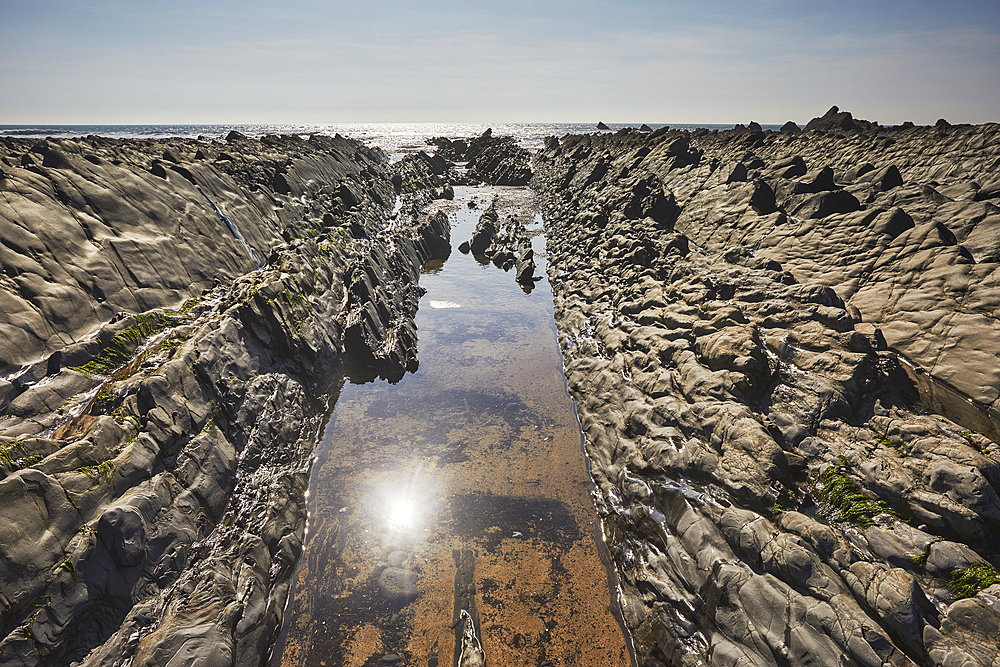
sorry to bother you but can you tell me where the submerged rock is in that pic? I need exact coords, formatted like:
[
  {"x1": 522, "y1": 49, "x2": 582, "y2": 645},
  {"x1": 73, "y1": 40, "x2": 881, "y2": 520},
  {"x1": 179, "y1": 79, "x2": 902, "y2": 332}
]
[{"x1": 378, "y1": 567, "x2": 419, "y2": 602}]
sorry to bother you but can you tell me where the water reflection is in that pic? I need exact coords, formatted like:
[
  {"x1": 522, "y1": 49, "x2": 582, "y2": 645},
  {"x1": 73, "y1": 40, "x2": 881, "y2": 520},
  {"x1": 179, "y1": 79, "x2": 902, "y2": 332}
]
[
  {"x1": 276, "y1": 187, "x2": 631, "y2": 667},
  {"x1": 376, "y1": 463, "x2": 435, "y2": 532},
  {"x1": 386, "y1": 494, "x2": 418, "y2": 530}
]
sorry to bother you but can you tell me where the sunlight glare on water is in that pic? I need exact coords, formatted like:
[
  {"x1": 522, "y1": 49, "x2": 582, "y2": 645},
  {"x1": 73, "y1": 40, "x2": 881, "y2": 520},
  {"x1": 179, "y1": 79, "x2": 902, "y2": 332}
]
[
  {"x1": 386, "y1": 494, "x2": 418, "y2": 530},
  {"x1": 428, "y1": 300, "x2": 462, "y2": 309}
]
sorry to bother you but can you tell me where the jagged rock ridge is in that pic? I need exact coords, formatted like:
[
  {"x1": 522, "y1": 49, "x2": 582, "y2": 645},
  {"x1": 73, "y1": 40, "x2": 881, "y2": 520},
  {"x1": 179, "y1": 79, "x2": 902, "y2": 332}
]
[
  {"x1": 0, "y1": 134, "x2": 451, "y2": 666},
  {"x1": 532, "y1": 113, "x2": 1000, "y2": 667}
]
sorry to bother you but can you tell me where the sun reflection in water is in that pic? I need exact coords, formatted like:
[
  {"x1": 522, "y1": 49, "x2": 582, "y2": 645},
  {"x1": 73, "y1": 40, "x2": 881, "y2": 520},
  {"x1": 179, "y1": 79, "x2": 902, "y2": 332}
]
[
  {"x1": 386, "y1": 494, "x2": 419, "y2": 530},
  {"x1": 374, "y1": 461, "x2": 435, "y2": 533}
]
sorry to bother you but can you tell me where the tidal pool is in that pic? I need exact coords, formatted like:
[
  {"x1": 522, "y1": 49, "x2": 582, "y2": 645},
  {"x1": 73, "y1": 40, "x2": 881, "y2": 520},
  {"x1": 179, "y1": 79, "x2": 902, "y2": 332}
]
[{"x1": 275, "y1": 187, "x2": 631, "y2": 667}]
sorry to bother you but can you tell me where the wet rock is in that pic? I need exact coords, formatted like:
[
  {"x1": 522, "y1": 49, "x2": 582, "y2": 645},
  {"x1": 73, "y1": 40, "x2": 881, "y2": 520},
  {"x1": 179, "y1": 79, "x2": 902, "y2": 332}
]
[
  {"x1": 469, "y1": 200, "x2": 498, "y2": 255},
  {"x1": 379, "y1": 567, "x2": 418, "y2": 602},
  {"x1": 515, "y1": 249, "x2": 536, "y2": 285}
]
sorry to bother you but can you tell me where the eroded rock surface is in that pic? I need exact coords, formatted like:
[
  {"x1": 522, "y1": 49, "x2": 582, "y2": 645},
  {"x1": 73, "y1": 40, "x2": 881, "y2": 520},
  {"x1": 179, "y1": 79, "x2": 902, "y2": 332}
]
[
  {"x1": 533, "y1": 115, "x2": 1000, "y2": 667},
  {"x1": 0, "y1": 134, "x2": 449, "y2": 666},
  {"x1": 427, "y1": 130, "x2": 532, "y2": 186}
]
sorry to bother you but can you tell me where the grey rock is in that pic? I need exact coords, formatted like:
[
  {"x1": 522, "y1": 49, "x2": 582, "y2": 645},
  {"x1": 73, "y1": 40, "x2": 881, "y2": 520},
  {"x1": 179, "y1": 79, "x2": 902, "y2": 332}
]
[
  {"x1": 464, "y1": 133, "x2": 532, "y2": 186},
  {"x1": 856, "y1": 164, "x2": 903, "y2": 191},
  {"x1": 0, "y1": 135, "x2": 450, "y2": 666},
  {"x1": 532, "y1": 120, "x2": 1000, "y2": 666},
  {"x1": 96, "y1": 507, "x2": 146, "y2": 568},
  {"x1": 924, "y1": 540, "x2": 989, "y2": 578},
  {"x1": 804, "y1": 106, "x2": 860, "y2": 133}
]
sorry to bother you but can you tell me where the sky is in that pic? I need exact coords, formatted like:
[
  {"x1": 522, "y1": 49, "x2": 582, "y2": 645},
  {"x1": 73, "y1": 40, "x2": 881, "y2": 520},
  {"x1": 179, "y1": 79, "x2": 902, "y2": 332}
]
[{"x1": 1, "y1": 0, "x2": 998, "y2": 125}]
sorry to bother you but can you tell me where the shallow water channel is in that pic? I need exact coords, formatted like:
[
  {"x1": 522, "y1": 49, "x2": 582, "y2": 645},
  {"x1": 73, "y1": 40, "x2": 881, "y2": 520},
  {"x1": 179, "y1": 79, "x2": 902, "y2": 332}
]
[{"x1": 275, "y1": 187, "x2": 631, "y2": 667}]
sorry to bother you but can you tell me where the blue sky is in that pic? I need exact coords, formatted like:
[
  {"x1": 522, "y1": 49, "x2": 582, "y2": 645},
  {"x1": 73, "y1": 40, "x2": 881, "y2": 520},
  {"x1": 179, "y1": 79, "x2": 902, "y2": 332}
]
[{"x1": 1, "y1": 0, "x2": 998, "y2": 124}]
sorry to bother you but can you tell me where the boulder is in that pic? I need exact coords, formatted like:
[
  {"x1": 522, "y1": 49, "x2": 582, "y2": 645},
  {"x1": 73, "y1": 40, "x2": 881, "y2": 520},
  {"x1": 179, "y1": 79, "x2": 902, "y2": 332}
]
[
  {"x1": 97, "y1": 507, "x2": 147, "y2": 568},
  {"x1": 804, "y1": 106, "x2": 860, "y2": 133}
]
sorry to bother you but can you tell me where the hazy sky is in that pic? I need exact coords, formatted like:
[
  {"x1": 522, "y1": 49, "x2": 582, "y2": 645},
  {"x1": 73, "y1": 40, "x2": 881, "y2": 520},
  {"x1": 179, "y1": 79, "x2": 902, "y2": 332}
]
[{"x1": 2, "y1": 0, "x2": 998, "y2": 125}]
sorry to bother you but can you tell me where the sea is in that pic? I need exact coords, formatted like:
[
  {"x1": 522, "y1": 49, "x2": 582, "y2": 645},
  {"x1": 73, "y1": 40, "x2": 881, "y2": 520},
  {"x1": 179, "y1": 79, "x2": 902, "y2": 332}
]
[{"x1": 0, "y1": 123, "x2": 783, "y2": 161}]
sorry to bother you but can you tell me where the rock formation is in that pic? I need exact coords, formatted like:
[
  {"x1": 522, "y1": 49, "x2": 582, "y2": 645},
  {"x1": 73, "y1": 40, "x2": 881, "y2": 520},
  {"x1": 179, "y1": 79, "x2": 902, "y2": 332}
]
[
  {"x1": 532, "y1": 112, "x2": 1000, "y2": 667},
  {"x1": 462, "y1": 197, "x2": 537, "y2": 286},
  {"x1": 463, "y1": 130, "x2": 533, "y2": 186},
  {"x1": 3, "y1": 112, "x2": 1000, "y2": 667},
  {"x1": 0, "y1": 133, "x2": 450, "y2": 666},
  {"x1": 426, "y1": 131, "x2": 532, "y2": 186}
]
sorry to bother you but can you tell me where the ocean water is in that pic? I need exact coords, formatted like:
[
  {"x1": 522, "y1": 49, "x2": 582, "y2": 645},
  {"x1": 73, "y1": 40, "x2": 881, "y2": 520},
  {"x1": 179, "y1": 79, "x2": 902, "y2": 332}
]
[{"x1": 0, "y1": 122, "x2": 784, "y2": 160}]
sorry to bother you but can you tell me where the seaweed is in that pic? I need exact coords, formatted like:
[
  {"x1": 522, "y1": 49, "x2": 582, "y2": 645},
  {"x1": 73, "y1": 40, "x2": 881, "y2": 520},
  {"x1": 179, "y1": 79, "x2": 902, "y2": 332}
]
[
  {"x1": 949, "y1": 564, "x2": 1000, "y2": 599},
  {"x1": 69, "y1": 311, "x2": 187, "y2": 377},
  {"x1": 59, "y1": 558, "x2": 76, "y2": 580},
  {"x1": 911, "y1": 537, "x2": 942, "y2": 567},
  {"x1": 874, "y1": 432, "x2": 898, "y2": 451},
  {"x1": 0, "y1": 439, "x2": 42, "y2": 471},
  {"x1": 816, "y1": 457, "x2": 896, "y2": 528},
  {"x1": 0, "y1": 439, "x2": 27, "y2": 469},
  {"x1": 68, "y1": 460, "x2": 116, "y2": 478}
]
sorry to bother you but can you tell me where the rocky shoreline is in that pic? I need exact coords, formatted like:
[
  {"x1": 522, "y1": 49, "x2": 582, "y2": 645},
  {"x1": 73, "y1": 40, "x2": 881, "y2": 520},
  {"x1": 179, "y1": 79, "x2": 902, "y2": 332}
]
[
  {"x1": 0, "y1": 133, "x2": 449, "y2": 666},
  {"x1": 532, "y1": 111, "x2": 1000, "y2": 666},
  {"x1": 1, "y1": 112, "x2": 999, "y2": 667}
]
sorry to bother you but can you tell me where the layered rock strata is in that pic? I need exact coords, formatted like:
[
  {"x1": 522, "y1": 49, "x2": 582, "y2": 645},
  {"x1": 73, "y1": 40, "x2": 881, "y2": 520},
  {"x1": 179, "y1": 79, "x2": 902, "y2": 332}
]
[
  {"x1": 533, "y1": 118, "x2": 1000, "y2": 667},
  {"x1": 427, "y1": 131, "x2": 533, "y2": 186},
  {"x1": 0, "y1": 134, "x2": 449, "y2": 666}
]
